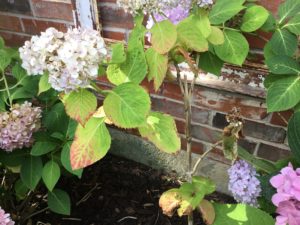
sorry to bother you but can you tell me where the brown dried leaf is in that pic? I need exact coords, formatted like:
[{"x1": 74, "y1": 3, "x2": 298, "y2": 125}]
[
  {"x1": 198, "y1": 199, "x2": 215, "y2": 225},
  {"x1": 159, "y1": 190, "x2": 181, "y2": 217}
]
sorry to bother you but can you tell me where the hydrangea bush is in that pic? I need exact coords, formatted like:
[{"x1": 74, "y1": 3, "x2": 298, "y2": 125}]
[{"x1": 0, "y1": 0, "x2": 299, "y2": 224}]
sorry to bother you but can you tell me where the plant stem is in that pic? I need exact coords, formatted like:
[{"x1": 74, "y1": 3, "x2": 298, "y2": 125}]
[
  {"x1": 90, "y1": 81, "x2": 106, "y2": 96},
  {"x1": 0, "y1": 70, "x2": 13, "y2": 107}
]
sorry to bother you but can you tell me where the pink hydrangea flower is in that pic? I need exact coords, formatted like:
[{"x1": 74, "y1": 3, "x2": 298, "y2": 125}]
[
  {"x1": 0, "y1": 207, "x2": 14, "y2": 225},
  {"x1": 270, "y1": 163, "x2": 300, "y2": 225}
]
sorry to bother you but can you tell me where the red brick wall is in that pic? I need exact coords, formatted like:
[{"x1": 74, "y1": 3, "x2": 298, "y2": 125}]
[{"x1": 0, "y1": 0, "x2": 290, "y2": 164}]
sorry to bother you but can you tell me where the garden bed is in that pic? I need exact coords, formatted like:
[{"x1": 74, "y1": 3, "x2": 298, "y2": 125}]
[{"x1": 31, "y1": 154, "x2": 234, "y2": 225}]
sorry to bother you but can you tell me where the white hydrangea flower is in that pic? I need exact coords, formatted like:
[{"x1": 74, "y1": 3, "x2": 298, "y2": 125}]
[{"x1": 19, "y1": 27, "x2": 107, "y2": 93}]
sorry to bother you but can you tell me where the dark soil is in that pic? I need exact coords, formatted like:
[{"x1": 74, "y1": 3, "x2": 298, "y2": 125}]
[{"x1": 32, "y1": 154, "x2": 233, "y2": 225}]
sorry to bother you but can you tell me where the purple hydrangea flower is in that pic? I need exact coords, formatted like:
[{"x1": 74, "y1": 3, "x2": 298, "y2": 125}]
[
  {"x1": 0, "y1": 102, "x2": 42, "y2": 152},
  {"x1": 228, "y1": 160, "x2": 261, "y2": 207},
  {"x1": 0, "y1": 207, "x2": 14, "y2": 225}
]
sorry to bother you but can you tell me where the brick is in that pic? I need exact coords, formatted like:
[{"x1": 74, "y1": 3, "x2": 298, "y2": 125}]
[
  {"x1": 213, "y1": 113, "x2": 286, "y2": 143},
  {"x1": 270, "y1": 111, "x2": 292, "y2": 127},
  {"x1": 99, "y1": 5, "x2": 133, "y2": 29},
  {"x1": 257, "y1": 144, "x2": 291, "y2": 162},
  {"x1": 31, "y1": 0, "x2": 73, "y2": 21},
  {"x1": 0, "y1": 31, "x2": 30, "y2": 47},
  {"x1": 259, "y1": 0, "x2": 283, "y2": 14},
  {"x1": 238, "y1": 139, "x2": 257, "y2": 154},
  {"x1": 152, "y1": 97, "x2": 210, "y2": 125},
  {"x1": 180, "y1": 138, "x2": 205, "y2": 155},
  {"x1": 0, "y1": 0, "x2": 31, "y2": 14},
  {"x1": 102, "y1": 29, "x2": 126, "y2": 41},
  {"x1": 193, "y1": 87, "x2": 268, "y2": 121},
  {"x1": 0, "y1": 14, "x2": 22, "y2": 32},
  {"x1": 22, "y1": 18, "x2": 70, "y2": 35}
]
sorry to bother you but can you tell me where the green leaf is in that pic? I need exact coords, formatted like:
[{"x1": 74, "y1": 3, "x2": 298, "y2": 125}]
[
  {"x1": 110, "y1": 43, "x2": 126, "y2": 64},
  {"x1": 209, "y1": 0, "x2": 245, "y2": 25},
  {"x1": 150, "y1": 20, "x2": 177, "y2": 54},
  {"x1": 261, "y1": 13, "x2": 277, "y2": 32},
  {"x1": 0, "y1": 37, "x2": 4, "y2": 49},
  {"x1": 177, "y1": 15, "x2": 208, "y2": 52},
  {"x1": 198, "y1": 52, "x2": 224, "y2": 76},
  {"x1": 267, "y1": 76, "x2": 300, "y2": 112},
  {"x1": 66, "y1": 119, "x2": 77, "y2": 140},
  {"x1": 31, "y1": 141, "x2": 58, "y2": 156},
  {"x1": 63, "y1": 89, "x2": 97, "y2": 126},
  {"x1": 145, "y1": 48, "x2": 168, "y2": 91},
  {"x1": 43, "y1": 102, "x2": 69, "y2": 135},
  {"x1": 120, "y1": 47, "x2": 148, "y2": 84},
  {"x1": 106, "y1": 64, "x2": 127, "y2": 86},
  {"x1": 138, "y1": 112, "x2": 181, "y2": 153},
  {"x1": 103, "y1": 82, "x2": 150, "y2": 128},
  {"x1": 263, "y1": 42, "x2": 277, "y2": 59},
  {"x1": 269, "y1": 29, "x2": 298, "y2": 56},
  {"x1": 42, "y1": 160, "x2": 60, "y2": 191},
  {"x1": 38, "y1": 73, "x2": 51, "y2": 95},
  {"x1": 214, "y1": 30, "x2": 249, "y2": 65},
  {"x1": 288, "y1": 112, "x2": 300, "y2": 163},
  {"x1": 12, "y1": 63, "x2": 27, "y2": 82},
  {"x1": 20, "y1": 156, "x2": 43, "y2": 190},
  {"x1": 207, "y1": 26, "x2": 224, "y2": 45},
  {"x1": 212, "y1": 204, "x2": 275, "y2": 225},
  {"x1": 0, "y1": 149, "x2": 29, "y2": 167},
  {"x1": 195, "y1": 8, "x2": 212, "y2": 38},
  {"x1": 61, "y1": 142, "x2": 83, "y2": 178},
  {"x1": 241, "y1": 5, "x2": 269, "y2": 32},
  {"x1": 265, "y1": 55, "x2": 300, "y2": 75},
  {"x1": 70, "y1": 117, "x2": 111, "y2": 169},
  {"x1": 192, "y1": 176, "x2": 216, "y2": 195},
  {"x1": 14, "y1": 179, "x2": 29, "y2": 200},
  {"x1": 48, "y1": 189, "x2": 71, "y2": 215},
  {"x1": 278, "y1": 0, "x2": 300, "y2": 24},
  {"x1": 283, "y1": 14, "x2": 300, "y2": 35},
  {"x1": 0, "y1": 49, "x2": 11, "y2": 71}
]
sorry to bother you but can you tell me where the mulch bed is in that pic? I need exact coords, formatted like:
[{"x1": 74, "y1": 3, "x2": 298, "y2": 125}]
[{"x1": 32, "y1": 154, "x2": 233, "y2": 225}]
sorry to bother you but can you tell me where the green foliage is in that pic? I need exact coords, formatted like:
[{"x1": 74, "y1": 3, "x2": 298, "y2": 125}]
[
  {"x1": 198, "y1": 52, "x2": 224, "y2": 76},
  {"x1": 288, "y1": 112, "x2": 300, "y2": 164},
  {"x1": 269, "y1": 29, "x2": 298, "y2": 56},
  {"x1": 103, "y1": 83, "x2": 151, "y2": 128},
  {"x1": 284, "y1": 14, "x2": 300, "y2": 35},
  {"x1": 241, "y1": 5, "x2": 269, "y2": 32},
  {"x1": 38, "y1": 73, "x2": 51, "y2": 95},
  {"x1": 145, "y1": 48, "x2": 168, "y2": 91},
  {"x1": 265, "y1": 55, "x2": 300, "y2": 75},
  {"x1": 110, "y1": 43, "x2": 126, "y2": 64},
  {"x1": 20, "y1": 156, "x2": 43, "y2": 190},
  {"x1": 70, "y1": 117, "x2": 111, "y2": 169},
  {"x1": 139, "y1": 112, "x2": 181, "y2": 153},
  {"x1": 63, "y1": 89, "x2": 97, "y2": 126},
  {"x1": 48, "y1": 189, "x2": 71, "y2": 215},
  {"x1": 278, "y1": 0, "x2": 300, "y2": 24},
  {"x1": 214, "y1": 30, "x2": 249, "y2": 65},
  {"x1": 150, "y1": 20, "x2": 177, "y2": 54},
  {"x1": 42, "y1": 160, "x2": 61, "y2": 191},
  {"x1": 212, "y1": 204, "x2": 275, "y2": 225}
]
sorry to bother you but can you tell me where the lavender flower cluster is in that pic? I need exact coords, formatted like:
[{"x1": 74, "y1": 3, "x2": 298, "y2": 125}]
[
  {"x1": 270, "y1": 163, "x2": 300, "y2": 225},
  {"x1": 228, "y1": 160, "x2": 261, "y2": 207},
  {"x1": 19, "y1": 27, "x2": 107, "y2": 92},
  {"x1": 0, "y1": 207, "x2": 14, "y2": 225},
  {"x1": 0, "y1": 102, "x2": 42, "y2": 152}
]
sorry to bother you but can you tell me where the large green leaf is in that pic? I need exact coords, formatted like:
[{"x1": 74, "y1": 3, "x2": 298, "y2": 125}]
[
  {"x1": 288, "y1": 112, "x2": 300, "y2": 163},
  {"x1": 267, "y1": 75, "x2": 300, "y2": 112},
  {"x1": 31, "y1": 141, "x2": 58, "y2": 156},
  {"x1": 214, "y1": 30, "x2": 249, "y2": 66},
  {"x1": 209, "y1": 0, "x2": 245, "y2": 25},
  {"x1": 119, "y1": 47, "x2": 148, "y2": 84},
  {"x1": 48, "y1": 189, "x2": 71, "y2": 215},
  {"x1": 195, "y1": 8, "x2": 212, "y2": 38},
  {"x1": 42, "y1": 160, "x2": 60, "y2": 191},
  {"x1": 14, "y1": 179, "x2": 29, "y2": 200},
  {"x1": 283, "y1": 14, "x2": 300, "y2": 35},
  {"x1": 20, "y1": 156, "x2": 43, "y2": 190},
  {"x1": 145, "y1": 48, "x2": 168, "y2": 91},
  {"x1": 138, "y1": 112, "x2": 180, "y2": 153},
  {"x1": 61, "y1": 142, "x2": 83, "y2": 178},
  {"x1": 241, "y1": 5, "x2": 269, "y2": 32},
  {"x1": 110, "y1": 43, "x2": 126, "y2": 64},
  {"x1": 177, "y1": 15, "x2": 208, "y2": 52},
  {"x1": 269, "y1": 29, "x2": 298, "y2": 56},
  {"x1": 11, "y1": 63, "x2": 27, "y2": 82},
  {"x1": 212, "y1": 204, "x2": 275, "y2": 225},
  {"x1": 38, "y1": 73, "x2": 51, "y2": 95},
  {"x1": 106, "y1": 64, "x2": 127, "y2": 86},
  {"x1": 278, "y1": 0, "x2": 300, "y2": 24},
  {"x1": 0, "y1": 49, "x2": 11, "y2": 71},
  {"x1": 265, "y1": 55, "x2": 300, "y2": 75},
  {"x1": 198, "y1": 52, "x2": 224, "y2": 76},
  {"x1": 207, "y1": 27, "x2": 224, "y2": 45},
  {"x1": 70, "y1": 117, "x2": 111, "y2": 169},
  {"x1": 103, "y1": 83, "x2": 150, "y2": 128},
  {"x1": 63, "y1": 89, "x2": 97, "y2": 126},
  {"x1": 150, "y1": 20, "x2": 177, "y2": 54}
]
